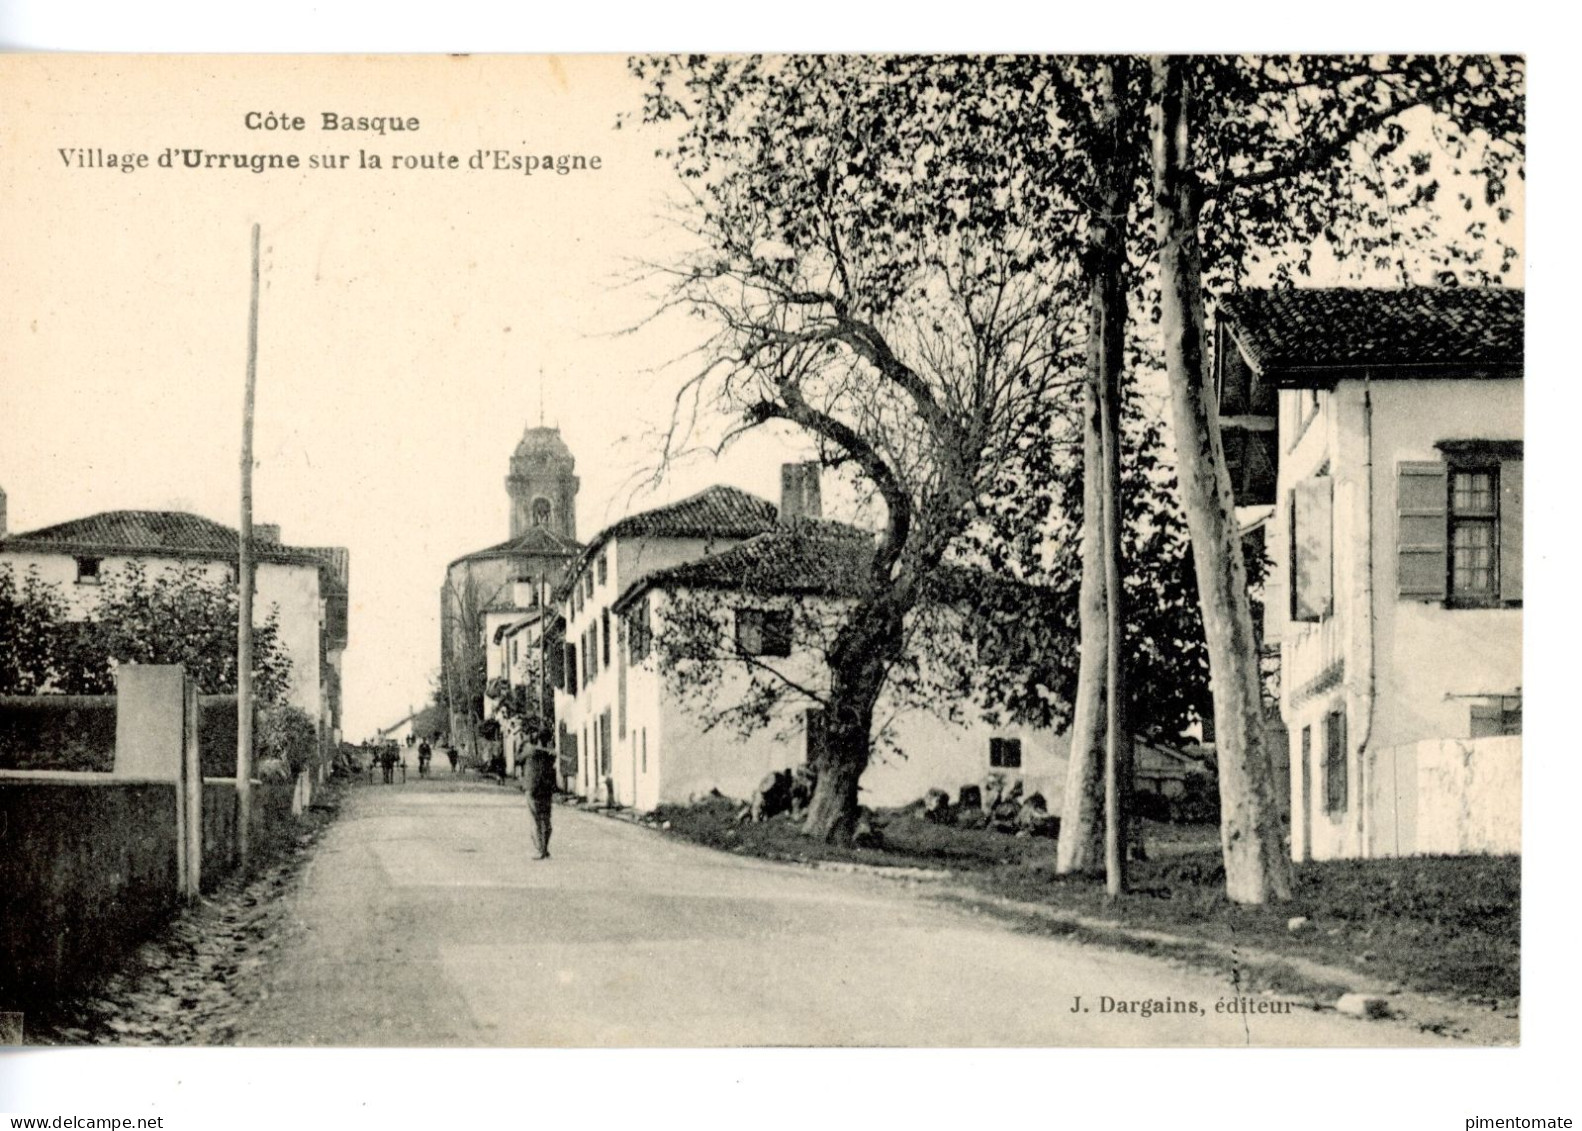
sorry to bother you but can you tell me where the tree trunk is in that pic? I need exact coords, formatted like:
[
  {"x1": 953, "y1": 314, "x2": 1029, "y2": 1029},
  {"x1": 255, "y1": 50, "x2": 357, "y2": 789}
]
[
  {"x1": 1098, "y1": 251, "x2": 1129, "y2": 898},
  {"x1": 1148, "y1": 56, "x2": 1293, "y2": 904},
  {"x1": 1056, "y1": 375, "x2": 1108, "y2": 874},
  {"x1": 804, "y1": 716, "x2": 868, "y2": 844},
  {"x1": 803, "y1": 600, "x2": 898, "y2": 845},
  {"x1": 1058, "y1": 57, "x2": 1133, "y2": 880}
]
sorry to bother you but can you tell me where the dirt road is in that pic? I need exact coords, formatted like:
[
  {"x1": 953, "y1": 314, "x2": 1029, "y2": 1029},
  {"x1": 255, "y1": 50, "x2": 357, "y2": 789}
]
[{"x1": 234, "y1": 780, "x2": 1448, "y2": 1047}]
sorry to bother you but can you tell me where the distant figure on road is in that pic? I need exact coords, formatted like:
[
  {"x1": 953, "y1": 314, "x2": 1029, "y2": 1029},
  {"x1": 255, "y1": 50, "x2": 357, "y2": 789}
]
[
  {"x1": 445, "y1": 742, "x2": 459, "y2": 773},
  {"x1": 417, "y1": 739, "x2": 432, "y2": 778},
  {"x1": 381, "y1": 745, "x2": 397, "y2": 784},
  {"x1": 526, "y1": 745, "x2": 557, "y2": 860}
]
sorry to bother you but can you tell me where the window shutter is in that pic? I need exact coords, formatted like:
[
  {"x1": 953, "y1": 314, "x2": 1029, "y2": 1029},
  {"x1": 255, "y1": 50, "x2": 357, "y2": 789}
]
[
  {"x1": 1499, "y1": 458, "x2": 1522, "y2": 603},
  {"x1": 1468, "y1": 702, "x2": 1503, "y2": 739},
  {"x1": 1397, "y1": 461, "x2": 1448, "y2": 601},
  {"x1": 1291, "y1": 477, "x2": 1333, "y2": 621}
]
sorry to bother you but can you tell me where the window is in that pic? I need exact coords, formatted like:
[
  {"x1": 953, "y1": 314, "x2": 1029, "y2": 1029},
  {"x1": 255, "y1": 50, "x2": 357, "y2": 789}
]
[
  {"x1": 532, "y1": 497, "x2": 552, "y2": 527},
  {"x1": 1469, "y1": 697, "x2": 1522, "y2": 738},
  {"x1": 599, "y1": 710, "x2": 612, "y2": 777},
  {"x1": 1449, "y1": 468, "x2": 1498, "y2": 601},
  {"x1": 628, "y1": 597, "x2": 652, "y2": 662},
  {"x1": 601, "y1": 609, "x2": 611, "y2": 667},
  {"x1": 989, "y1": 737, "x2": 1023, "y2": 769},
  {"x1": 75, "y1": 556, "x2": 102, "y2": 584},
  {"x1": 564, "y1": 643, "x2": 578, "y2": 696},
  {"x1": 735, "y1": 608, "x2": 792, "y2": 657},
  {"x1": 1399, "y1": 444, "x2": 1521, "y2": 607},
  {"x1": 584, "y1": 573, "x2": 594, "y2": 600},
  {"x1": 617, "y1": 619, "x2": 627, "y2": 739},
  {"x1": 587, "y1": 622, "x2": 599, "y2": 678},
  {"x1": 597, "y1": 553, "x2": 608, "y2": 587},
  {"x1": 1323, "y1": 709, "x2": 1347, "y2": 815},
  {"x1": 1288, "y1": 388, "x2": 1322, "y2": 453}
]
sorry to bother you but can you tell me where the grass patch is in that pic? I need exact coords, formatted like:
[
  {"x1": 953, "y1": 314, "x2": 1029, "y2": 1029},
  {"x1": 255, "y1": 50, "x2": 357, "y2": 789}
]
[{"x1": 653, "y1": 799, "x2": 1519, "y2": 1005}]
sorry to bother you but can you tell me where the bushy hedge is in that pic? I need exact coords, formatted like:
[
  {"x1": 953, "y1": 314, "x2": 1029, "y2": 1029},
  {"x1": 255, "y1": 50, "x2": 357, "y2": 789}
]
[{"x1": 0, "y1": 695, "x2": 117, "y2": 772}]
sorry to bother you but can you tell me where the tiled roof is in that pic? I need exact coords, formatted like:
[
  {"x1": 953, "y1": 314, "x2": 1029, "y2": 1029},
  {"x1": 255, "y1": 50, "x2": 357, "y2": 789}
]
[
  {"x1": 467, "y1": 526, "x2": 583, "y2": 559},
  {"x1": 1, "y1": 510, "x2": 323, "y2": 566},
  {"x1": 614, "y1": 520, "x2": 875, "y2": 610},
  {"x1": 602, "y1": 485, "x2": 778, "y2": 543},
  {"x1": 560, "y1": 485, "x2": 781, "y2": 601},
  {"x1": 1221, "y1": 287, "x2": 1523, "y2": 381}
]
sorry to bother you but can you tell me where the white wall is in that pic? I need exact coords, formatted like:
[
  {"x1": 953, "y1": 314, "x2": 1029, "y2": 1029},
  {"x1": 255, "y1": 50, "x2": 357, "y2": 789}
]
[
  {"x1": 1274, "y1": 376, "x2": 1523, "y2": 861},
  {"x1": 559, "y1": 532, "x2": 761, "y2": 806},
  {"x1": 613, "y1": 588, "x2": 1066, "y2": 813},
  {"x1": 1363, "y1": 736, "x2": 1521, "y2": 858}
]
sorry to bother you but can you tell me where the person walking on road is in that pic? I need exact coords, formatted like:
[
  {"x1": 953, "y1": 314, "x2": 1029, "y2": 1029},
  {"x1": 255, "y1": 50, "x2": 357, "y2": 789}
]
[
  {"x1": 526, "y1": 744, "x2": 557, "y2": 860},
  {"x1": 418, "y1": 739, "x2": 432, "y2": 778}
]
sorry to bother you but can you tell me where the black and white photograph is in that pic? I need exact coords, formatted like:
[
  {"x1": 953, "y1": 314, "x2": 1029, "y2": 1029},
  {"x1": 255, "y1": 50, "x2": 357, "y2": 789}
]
[{"x1": 0, "y1": 35, "x2": 1564, "y2": 1127}]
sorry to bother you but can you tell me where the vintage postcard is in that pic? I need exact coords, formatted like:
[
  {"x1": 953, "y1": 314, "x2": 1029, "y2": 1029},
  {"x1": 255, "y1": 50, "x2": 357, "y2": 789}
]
[{"x1": 0, "y1": 53, "x2": 1529, "y2": 1060}]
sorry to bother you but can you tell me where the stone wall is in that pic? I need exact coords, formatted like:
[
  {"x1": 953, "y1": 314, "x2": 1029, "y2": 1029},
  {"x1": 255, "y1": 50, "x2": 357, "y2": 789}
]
[
  {"x1": 200, "y1": 777, "x2": 298, "y2": 889},
  {"x1": 0, "y1": 773, "x2": 179, "y2": 1003}
]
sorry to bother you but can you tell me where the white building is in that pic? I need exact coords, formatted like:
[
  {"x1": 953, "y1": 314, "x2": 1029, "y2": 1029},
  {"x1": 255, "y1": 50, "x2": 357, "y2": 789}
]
[
  {"x1": 483, "y1": 579, "x2": 558, "y2": 776},
  {"x1": 555, "y1": 466, "x2": 1065, "y2": 813},
  {"x1": 0, "y1": 508, "x2": 349, "y2": 742},
  {"x1": 1217, "y1": 287, "x2": 1522, "y2": 861}
]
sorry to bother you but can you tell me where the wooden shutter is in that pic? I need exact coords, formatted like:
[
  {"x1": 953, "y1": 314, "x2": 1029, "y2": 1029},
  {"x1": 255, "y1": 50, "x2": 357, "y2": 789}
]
[
  {"x1": 1323, "y1": 709, "x2": 1347, "y2": 814},
  {"x1": 1469, "y1": 702, "x2": 1503, "y2": 739},
  {"x1": 1500, "y1": 458, "x2": 1522, "y2": 603},
  {"x1": 1291, "y1": 477, "x2": 1333, "y2": 621},
  {"x1": 1397, "y1": 461, "x2": 1448, "y2": 601}
]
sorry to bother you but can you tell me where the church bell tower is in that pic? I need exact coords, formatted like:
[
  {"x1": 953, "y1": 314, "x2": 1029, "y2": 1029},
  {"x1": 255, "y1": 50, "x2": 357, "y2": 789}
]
[{"x1": 506, "y1": 425, "x2": 579, "y2": 540}]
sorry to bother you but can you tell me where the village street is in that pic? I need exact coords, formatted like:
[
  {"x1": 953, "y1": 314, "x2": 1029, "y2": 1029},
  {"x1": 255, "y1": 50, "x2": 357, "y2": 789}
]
[{"x1": 229, "y1": 779, "x2": 1449, "y2": 1047}]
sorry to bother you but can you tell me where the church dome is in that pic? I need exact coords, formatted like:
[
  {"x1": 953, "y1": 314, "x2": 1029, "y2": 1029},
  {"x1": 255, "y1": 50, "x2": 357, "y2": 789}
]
[{"x1": 513, "y1": 425, "x2": 575, "y2": 468}]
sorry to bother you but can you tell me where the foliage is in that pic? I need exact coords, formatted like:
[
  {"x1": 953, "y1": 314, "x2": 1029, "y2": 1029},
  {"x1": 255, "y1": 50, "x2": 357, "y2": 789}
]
[
  {"x1": 0, "y1": 560, "x2": 293, "y2": 700},
  {"x1": 486, "y1": 667, "x2": 554, "y2": 748},
  {"x1": 0, "y1": 565, "x2": 69, "y2": 695},
  {"x1": 256, "y1": 703, "x2": 320, "y2": 777},
  {"x1": 1188, "y1": 55, "x2": 1524, "y2": 291}
]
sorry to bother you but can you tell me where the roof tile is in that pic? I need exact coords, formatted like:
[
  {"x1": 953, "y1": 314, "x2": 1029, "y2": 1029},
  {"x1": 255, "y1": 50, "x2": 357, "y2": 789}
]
[{"x1": 1222, "y1": 287, "x2": 1523, "y2": 379}]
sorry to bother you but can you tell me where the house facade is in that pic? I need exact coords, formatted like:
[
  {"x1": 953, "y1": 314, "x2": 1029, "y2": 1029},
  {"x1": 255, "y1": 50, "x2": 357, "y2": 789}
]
[
  {"x1": 482, "y1": 580, "x2": 559, "y2": 776},
  {"x1": 557, "y1": 466, "x2": 1065, "y2": 814},
  {"x1": 554, "y1": 481, "x2": 785, "y2": 805},
  {"x1": 0, "y1": 508, "x2": 349, "y2": 743},
  {"x1": 1218, "y1": 287, "x2": 1522, "y2": 861}
]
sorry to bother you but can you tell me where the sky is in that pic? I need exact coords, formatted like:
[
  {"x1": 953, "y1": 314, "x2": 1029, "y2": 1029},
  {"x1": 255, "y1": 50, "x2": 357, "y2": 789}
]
[{"x1": 0, "y1": 55, "x2": 811, "y2": 739}]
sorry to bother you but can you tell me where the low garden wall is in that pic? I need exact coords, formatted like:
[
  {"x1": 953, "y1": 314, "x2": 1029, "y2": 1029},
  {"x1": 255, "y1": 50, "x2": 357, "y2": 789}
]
[
  {"x1": 200, "y1": 777, "x2": 298, "y2": 889},
  {"x1": 1365, "y1": 735, "x2": 1522, "y2": 857},
  {"x1": 0, "y1": 772, "x2": 179, "y2": 1002}
]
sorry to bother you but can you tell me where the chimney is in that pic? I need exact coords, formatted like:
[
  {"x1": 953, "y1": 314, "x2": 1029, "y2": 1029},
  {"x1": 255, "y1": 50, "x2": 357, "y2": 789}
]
[
  {"x1": 780, "y1": 461, "x2": 822, "y2": 524},
  {"x1": 255, "y1": 523, "x2": 280, "y2": 545}
]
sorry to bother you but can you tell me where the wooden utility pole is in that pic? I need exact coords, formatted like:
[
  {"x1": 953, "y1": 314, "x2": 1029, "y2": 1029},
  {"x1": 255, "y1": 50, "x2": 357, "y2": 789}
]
[{"x1": 237, "y1": 222, "x2": 261, "y2": 867}]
